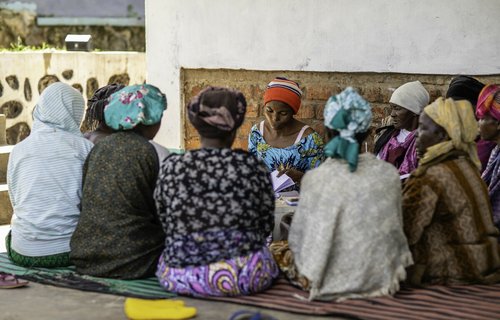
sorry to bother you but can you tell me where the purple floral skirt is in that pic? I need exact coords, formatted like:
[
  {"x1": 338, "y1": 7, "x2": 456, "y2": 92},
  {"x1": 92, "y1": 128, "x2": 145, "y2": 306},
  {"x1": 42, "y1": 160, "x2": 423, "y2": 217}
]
[{"x1": 156, "y1": 246, "x2": 279, "y2": 297}]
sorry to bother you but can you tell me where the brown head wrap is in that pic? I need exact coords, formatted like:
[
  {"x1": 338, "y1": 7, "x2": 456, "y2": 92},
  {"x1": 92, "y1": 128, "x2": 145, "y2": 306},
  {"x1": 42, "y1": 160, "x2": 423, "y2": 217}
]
[{"x1": 188, "y1": 86, "x2": 247, "y2": 138}]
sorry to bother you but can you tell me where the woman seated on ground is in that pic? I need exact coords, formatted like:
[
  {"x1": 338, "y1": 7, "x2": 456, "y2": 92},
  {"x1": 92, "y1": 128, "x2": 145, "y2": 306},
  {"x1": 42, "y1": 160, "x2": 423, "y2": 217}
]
[
  {"x1": 477, "y1": 85, "x2": 500, "y2": 235},
  {"x1": 155, "y1": 86, "x2": 278, "y2": 297},
  {"x1": 81, "y1": 83, "x2": 170, "y2": 162},
  {"x1": 403, "y1": 97, "x2": 500, "y2": 285},
  {"x1": 374, "y1": 81, "x2": 429, "y2": 176},
  {"x1": 273, "y1": 87, "x2": 413, "y2": 301},
  {"x1": 248, "y1": 77, "x2": 324, "y2": 185},
  {"x1": 446, "y1": 75, "x2": 495, "y2": 172},
  {"x1": 70, "y1": 84, "x2": 167, "y2": 279},
  {"x1": 6, "y1": 82, "x2": 93, "y2": 267}
]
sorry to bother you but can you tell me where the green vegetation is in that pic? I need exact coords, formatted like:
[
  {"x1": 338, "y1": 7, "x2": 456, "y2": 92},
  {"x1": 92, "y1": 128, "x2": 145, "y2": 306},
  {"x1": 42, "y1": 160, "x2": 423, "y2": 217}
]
[{"x1": 0, "y1": 37, "x2": 61, "y2": 52}]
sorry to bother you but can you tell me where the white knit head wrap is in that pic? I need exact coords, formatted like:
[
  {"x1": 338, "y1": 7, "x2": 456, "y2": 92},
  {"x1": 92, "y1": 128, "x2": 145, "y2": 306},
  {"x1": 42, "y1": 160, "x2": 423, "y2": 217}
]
[{"x1": 389, "y1": 81, "x2": 430, "y2": 115}]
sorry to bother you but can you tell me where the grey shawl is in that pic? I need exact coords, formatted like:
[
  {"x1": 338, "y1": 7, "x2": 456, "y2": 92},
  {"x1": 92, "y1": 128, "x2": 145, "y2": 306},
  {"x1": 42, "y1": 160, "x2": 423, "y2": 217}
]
[{"x1": 289, "y1": 154, "x2": 413, "y2": 301}]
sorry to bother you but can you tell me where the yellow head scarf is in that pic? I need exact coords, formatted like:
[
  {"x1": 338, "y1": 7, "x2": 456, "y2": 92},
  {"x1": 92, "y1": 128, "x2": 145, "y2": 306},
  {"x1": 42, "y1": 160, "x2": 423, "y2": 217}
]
[{"x1": 420, "y1": 97, "x2": 481, "y2": 169}]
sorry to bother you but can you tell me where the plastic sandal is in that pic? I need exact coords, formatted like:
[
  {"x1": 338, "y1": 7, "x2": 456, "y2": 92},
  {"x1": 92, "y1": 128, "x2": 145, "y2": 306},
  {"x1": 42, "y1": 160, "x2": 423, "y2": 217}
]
[
  {"x1": 124, "y1": 297, "x2": 196, "y2": 320},
  {"x1": 0, "y1": 273, "x2": 29, "y2": 289},
  {"x1": 228, "y1": 310, "x2": 278, "y2": 320}
]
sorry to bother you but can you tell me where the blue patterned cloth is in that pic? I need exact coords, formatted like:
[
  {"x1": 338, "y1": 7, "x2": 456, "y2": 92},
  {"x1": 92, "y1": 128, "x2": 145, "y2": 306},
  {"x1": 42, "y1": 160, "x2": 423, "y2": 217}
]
[
  {"x1": 105, "y1": 84, "x2": 167, "y2": 130},
  {"x1": 248, "y1": 124, "x2": 324, "y2": 173}
]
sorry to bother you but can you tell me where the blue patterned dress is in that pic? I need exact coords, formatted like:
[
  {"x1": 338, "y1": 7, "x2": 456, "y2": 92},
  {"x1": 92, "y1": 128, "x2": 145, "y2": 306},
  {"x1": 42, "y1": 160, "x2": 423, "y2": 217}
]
[{"x1": 248, "y1": 122, "x2": 324, "y2": 173}]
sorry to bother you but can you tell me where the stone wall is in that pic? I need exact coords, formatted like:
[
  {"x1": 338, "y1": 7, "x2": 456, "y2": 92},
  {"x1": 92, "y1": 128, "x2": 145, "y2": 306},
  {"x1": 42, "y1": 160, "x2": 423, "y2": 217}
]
[
  {"x1": 0, "y1": 51, "x2": 146, "y2": 144},
  {"x1": 182, "y1": 69, "x2": 500, "y2": 151},
  {"x1": 0, "y1": 8, "x2": 145, "y2": 51}
]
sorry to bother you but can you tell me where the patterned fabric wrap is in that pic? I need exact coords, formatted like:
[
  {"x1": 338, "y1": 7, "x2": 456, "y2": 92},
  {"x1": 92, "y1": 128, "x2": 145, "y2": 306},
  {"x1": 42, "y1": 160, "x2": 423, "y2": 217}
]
[
  {"x1": 154, "y1": 148, "x2": 275, "y2": 268},
  {"x1": 156, "y1": 246, "x2": 278, "y2": 297},
  {"x1": 263, "y1": 77, "x2": 302, "y2": 114},
  {"x1": 188, "y1": 86, "x2": 246, "y2": 138},
  {"x1": 33, "y1": 82, "x2": 85, "y2": 135},
  {"x1": 323, "y1": 87, "x2": 372, "y2": 172},
  {"x1": 248, "y1": 125, "x2": 324, "y2": 174},
  {"x1": 269, "y1": 240, "x2": 310, "y2": 290},
  {"x1": 378, "y1": 130, "x2": 418, "y2": 175},
  {"x1": 104, "y1": 84, "x2": 167, "y2": 130},
  {"x1": 6, "y1": 232, "x2": 71, "y2": 268},
  {"x1": 482, "y1": 145, "x2": 500, "y2": 231},
  {"x1": 420, "y1": 97, "x2": 481, "y2": 170},
  {"x1": 476, "y1": 84, "x2": 500, "y2": 121}
]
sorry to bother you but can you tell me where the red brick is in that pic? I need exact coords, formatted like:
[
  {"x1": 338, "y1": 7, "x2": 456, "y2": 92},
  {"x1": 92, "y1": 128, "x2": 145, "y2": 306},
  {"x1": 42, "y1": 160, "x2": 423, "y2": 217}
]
[
  {"x1": 251, "y1": 85, "x2": 265, "y2": 101},
  {"x1": 245, "y1": 103, "x2": 259, "y2": 118},
  {"x1": 237, "y1": 120, "x2": 254, "y2": 139},
  {"x1": 232, "y1": 138, "x2": 248, "y2": 150},
  {"x1": 359, "y1": 86, "x2": 385, "y2": 103},
  {"x1": 185, "y1": 120, "x2": 198, "y2": 138},
  {"x1": 315, "y1": 103, "x2": 325, "y2": 120},
  {"x1": 189, "y1": 85, "x2": 203, "y2": 99},
  {"x1": 185, "y1": 137, "x2": 201, "y2": 150},
  {"x1": 296, "y1": 103, "x2": 315, "y2": 119},
  {"x1": 180, "y1": 69, "x2": 500, "y2": 151},
  {"x1": 428, "y1": 88, "x2": 444, "y2": 102},
  {"x1": 239, "y1": 85, "x2": 253, "y2": 101},
  {"x1": 304, "y1": 85, "x2": 338, "y2": 100}
]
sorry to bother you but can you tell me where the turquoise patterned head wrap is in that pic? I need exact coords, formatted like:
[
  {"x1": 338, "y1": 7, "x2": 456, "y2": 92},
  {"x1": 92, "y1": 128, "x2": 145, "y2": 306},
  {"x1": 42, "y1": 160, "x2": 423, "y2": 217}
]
[
  {"x1": 104, "y1": 84, "x2": 167, "y2": 130},
  {"x1": 323, "y1": 87, "x2": 372, "y2": 172}
]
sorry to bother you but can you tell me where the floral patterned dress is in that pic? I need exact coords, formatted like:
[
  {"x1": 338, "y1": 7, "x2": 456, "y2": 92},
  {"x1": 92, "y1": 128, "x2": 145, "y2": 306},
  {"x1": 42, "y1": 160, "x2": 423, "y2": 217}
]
[
  {"x1": 248, "y1": 121, "x2": 324, "y2": 173},
  {"x1": 154, "y1": 148, "x2": 278, "y2": 297}
]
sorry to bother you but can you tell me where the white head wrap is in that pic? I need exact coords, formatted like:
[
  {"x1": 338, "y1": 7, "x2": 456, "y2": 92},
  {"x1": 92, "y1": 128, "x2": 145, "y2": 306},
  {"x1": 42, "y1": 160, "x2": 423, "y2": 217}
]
[{"x1": 389, "y1": 81, "x2": 430, "y2": 115}]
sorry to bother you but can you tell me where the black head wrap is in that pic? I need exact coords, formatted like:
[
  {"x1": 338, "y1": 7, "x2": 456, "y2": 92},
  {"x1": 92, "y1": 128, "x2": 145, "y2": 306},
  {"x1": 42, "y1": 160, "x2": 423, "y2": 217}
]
[
  {"x1": 81, "y1": 83, "x2": 125, "y2": 131},
  {"x1": 446, "y1": 76, "x2": 485, "y2": 107},
  {"x1": 187, "y1": 86, "x2": 247, "y2": 138}
]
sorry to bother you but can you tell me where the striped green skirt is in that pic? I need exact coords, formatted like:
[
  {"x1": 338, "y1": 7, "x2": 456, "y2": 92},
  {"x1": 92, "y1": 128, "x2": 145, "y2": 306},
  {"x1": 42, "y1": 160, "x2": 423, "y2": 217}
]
[{"x1": 5, "y1": 231, "x2": 71, "y2": 268}]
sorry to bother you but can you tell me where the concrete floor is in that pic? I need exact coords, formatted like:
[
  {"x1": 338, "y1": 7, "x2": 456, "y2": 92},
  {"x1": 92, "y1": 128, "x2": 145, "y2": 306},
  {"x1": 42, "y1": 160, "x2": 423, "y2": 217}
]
[
  {"x1": 0, "y1": 225, "x2": 336, "y2": 319},
  {"x1": 0, "y1": 282, "x2": 334, "y2": 320}
]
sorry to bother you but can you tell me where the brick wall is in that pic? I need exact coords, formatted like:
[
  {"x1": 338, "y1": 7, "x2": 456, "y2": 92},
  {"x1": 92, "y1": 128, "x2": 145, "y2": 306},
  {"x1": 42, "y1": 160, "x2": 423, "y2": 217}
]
[{"x1": 182, "y1": 69, "x2": 500, "y2": 151}]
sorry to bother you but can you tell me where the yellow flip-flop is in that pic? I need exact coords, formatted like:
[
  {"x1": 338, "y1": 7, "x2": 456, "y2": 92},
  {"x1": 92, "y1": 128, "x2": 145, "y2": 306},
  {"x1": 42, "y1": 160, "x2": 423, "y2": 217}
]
[{"x1": 124, "y1": 298, "x2": 196, "y2": 320}]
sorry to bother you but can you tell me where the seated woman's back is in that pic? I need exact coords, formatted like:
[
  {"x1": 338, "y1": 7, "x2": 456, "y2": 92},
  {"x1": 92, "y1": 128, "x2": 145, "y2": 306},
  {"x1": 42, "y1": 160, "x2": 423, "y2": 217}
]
[
  {"x1": 156, "y1": 148, "x2": 274, "y2": 267},
  {"x1": 289, "y1": 88, "x2": 412, "y2": 301},
  {"x1": 70, "y1": 84, "x2": 167, "y2": 279},
  {"x1": 7, "y1": 82, "x2": 93, "y2": 268},
  {"x1": 155, "y1": 86, "x2": 278, "y2": 297}
]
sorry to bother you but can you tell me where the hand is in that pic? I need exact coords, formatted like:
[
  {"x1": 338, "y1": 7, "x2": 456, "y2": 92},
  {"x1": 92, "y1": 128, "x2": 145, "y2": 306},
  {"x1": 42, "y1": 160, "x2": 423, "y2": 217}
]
[{"x1": 277, "y1": 167, "x2": 304, "y2": 184}]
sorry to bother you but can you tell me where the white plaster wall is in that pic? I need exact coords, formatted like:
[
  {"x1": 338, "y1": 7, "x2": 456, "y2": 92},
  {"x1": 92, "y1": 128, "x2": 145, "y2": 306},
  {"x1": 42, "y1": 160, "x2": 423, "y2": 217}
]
[
  {"x1": 0, "y1": 51, "x2": 146, "y2": 131},
  {"x1": 146, "y1": 0, "x2": 500, "y2": 149}
]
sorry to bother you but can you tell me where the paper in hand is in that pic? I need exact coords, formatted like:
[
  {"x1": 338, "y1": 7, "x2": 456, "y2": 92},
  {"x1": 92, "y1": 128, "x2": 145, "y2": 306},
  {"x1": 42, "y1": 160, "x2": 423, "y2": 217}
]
[{"x1": 270, "y1": 170, "x2": 295, "y2": 193}]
